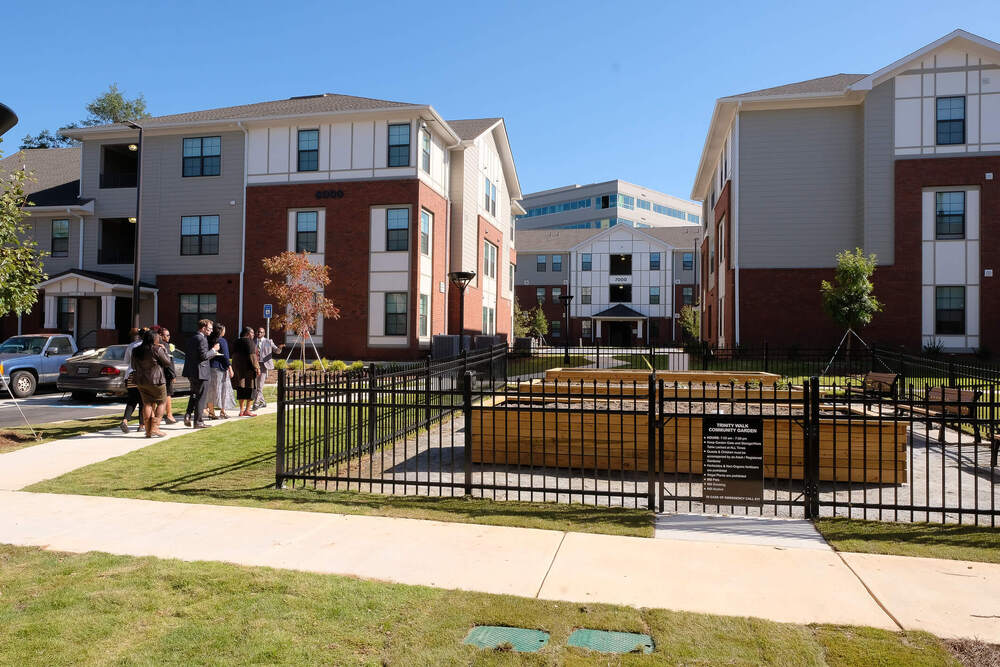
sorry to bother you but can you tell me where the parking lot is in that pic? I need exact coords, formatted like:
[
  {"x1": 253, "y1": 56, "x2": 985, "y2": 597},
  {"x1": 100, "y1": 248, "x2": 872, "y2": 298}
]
[{"x1": 0, "y1": 387, "x2": 123, "y2": 429}]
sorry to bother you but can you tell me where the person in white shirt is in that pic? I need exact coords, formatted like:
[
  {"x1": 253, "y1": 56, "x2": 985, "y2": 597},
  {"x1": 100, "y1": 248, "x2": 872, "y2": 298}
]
[{"x1": 253, "y1": 327, "x2": 283, "y2": 409}]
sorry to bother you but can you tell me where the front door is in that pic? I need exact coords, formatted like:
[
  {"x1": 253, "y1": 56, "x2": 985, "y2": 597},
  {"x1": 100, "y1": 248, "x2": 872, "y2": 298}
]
[
  {"x1": 115, "y1": 297, "x2": 132, "y2": 343},
  {"x1": 608, "y1": 321, "x2": 631, "y2": 346}
]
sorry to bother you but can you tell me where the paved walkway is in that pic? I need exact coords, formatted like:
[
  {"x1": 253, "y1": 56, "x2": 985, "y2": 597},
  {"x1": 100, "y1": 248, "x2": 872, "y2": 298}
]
[{"x1": 1, "y1": 413, "x2": 999, "y2": 643}]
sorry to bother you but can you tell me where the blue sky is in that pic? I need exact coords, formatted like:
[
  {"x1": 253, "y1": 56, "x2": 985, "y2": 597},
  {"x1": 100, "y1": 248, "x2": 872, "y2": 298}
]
[{"x1": 3, "y1": 1, "x2": 998, "y2": 199}]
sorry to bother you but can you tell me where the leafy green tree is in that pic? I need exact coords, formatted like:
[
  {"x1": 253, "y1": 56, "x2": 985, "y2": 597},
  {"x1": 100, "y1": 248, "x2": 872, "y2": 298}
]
[
  {"x1": 0, "y1": 143, "x2": 48, "y2": 317},
  {"x1": 820, "y1": 248, "x2": 882, "y2": 350},
  {"x1": 20, "y1": 84, "x2": 150, "y2": 149},
  {"x1": 512, "y1": 298, "x2": 531, "y2": 338},
  {"x1": 530, "y1": 305, "x2": 549, "y2": 338},
  {"x1": 679, "y1": 304, "x2": 700, "y2": 341}
]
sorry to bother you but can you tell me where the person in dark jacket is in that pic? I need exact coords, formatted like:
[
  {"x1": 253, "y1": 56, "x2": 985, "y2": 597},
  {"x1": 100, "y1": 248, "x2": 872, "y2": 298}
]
[
  {"x1": 182, "y1": 319, "x2": 216, "y2": 428},
  {"x1": 119, "y1": 328, "x2": 144, "y2": 433},
  {"x1": 130, "y1": 329, "x2": 173, "y2": 438},
  {"x1": 230, "y1": 327, "x2": 260, "y2": 417},
  {"x1": 205, "y1": 323, "x2": 235, "y2": 419}
]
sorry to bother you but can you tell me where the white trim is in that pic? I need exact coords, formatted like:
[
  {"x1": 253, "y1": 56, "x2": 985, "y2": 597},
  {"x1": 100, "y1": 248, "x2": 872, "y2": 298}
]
[{"x1": 851, "y1": 30, "x2": 1000, "y2": 91}]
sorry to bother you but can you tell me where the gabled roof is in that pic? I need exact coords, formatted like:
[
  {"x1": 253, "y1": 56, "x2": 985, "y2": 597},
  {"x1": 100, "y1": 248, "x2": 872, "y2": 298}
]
[
  {"x1": 446, "y1": 117, "x2": 501, "y2": 140},
  {"x1": 728, "y1": 73, "x2": 866, "y2": 100},
  {"x1": 592, "y1": 304, "x2": 647, "y2": 319},
  {"x1": 0, "y1": 147, "x2": 91, "y2": 209},
  {"x1": 447, "y1": 117, "x2": 522, "y2": 200},
  {"x1": 849, "y1": 29, "x2": 1000, "y2": 90},
  {"x1": 516, "y1": 222, "x2": 700, "y2": 254},
  {"x1": 38, "y1": 269, "x2": 156, "y2": 290}
]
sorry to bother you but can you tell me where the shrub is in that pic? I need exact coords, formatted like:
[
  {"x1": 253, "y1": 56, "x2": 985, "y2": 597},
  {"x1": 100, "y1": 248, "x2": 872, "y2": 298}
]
[
  {"x1": 288, "y1": 360, "x2": 305, "y2": 370},
  {"x1": 329, "y1": 360, "x2": 348, "y2": 372},
  {"x1": 348, "y1": 361, "x2": 365, "y2": 372},
  {"x1": 273, "y1": 359, "x2": 288, "y2": 370},
  {"x1": 922, "y1": 339, "x2": 945, "y2": 356}
]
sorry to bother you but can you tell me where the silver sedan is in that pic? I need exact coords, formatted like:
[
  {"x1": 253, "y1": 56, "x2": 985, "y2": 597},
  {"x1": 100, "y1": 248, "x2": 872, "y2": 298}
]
[{"x1": 56, "y1": 345, "x2": 190, "y2": 401}]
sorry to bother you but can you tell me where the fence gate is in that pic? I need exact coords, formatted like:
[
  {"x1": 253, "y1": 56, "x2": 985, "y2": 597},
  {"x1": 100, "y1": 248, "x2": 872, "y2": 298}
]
[{"x1": 655, "y1": 379, "x2": 819, "y2": 518}]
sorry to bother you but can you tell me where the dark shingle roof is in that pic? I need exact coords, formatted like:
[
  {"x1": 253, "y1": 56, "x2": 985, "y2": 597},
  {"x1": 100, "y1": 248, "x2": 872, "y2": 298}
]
[
  {"x1": 516, "y1": 225, "x2": 700, "y2": 253},
  {"x1": 446, "y1": 118, "x2": 501, "y2": 140},
  {"x1": 44, "y1": 269, "x2": 156, "y2": 289},
  {"x1": 729, "y1": 73, "x2": 867, "y2": 99},
  {"x1": 64, "y1": 93, "x2": 420, "y2": 131},
  {"x1": 643, "y1": 226, "x2": 701, "y2": 248},
  {"x1": 592, "y1": 304, "x2": 648, "y2": 319},
  {"x1": 0, "y1": 147, "x2": 88, "y2": 206}
]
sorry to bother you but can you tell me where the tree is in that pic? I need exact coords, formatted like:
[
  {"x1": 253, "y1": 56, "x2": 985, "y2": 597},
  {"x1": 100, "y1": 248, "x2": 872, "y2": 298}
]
[
  {"x1": 262, "y1": 252, "x2": 340, "y2": 366},
  {"x1": 20, "y1": 84, "x2": 150, "y2": 149},
  {"x1": 0, "y1": 144, "x2": 48, "y2": 317},
  {"x1": 679, "y1": 304, "x2": 700, "y2": 342},
  {"x1": 512, "y1": 298, "x2": 532, "y2": 338},
  {"x1": 820, "y1": 248, "x2": 883, "y2": 351},
  {"x1": 529, "y1": 305, "x2": 549, "y2": 338}
]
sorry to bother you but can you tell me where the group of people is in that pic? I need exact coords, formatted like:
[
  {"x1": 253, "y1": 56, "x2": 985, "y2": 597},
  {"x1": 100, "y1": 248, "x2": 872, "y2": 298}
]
[{"x1": 119, "y1": 321, "x2": 283, "y2": 436}]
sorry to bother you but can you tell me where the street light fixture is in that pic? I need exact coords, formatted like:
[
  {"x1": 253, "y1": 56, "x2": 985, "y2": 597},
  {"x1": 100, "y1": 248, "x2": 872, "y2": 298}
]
[
  {"x1": 558, "y1": 293, "x2": 573, "y2": 364},
  {"x1": 0, "y1": 103, "x2": 17, "y2": 136},
  {"x1": 125, "y1": 121, "x2": 143, "y2": 329},
  {"x1": 448, "y1": 271, "x2": 476, "y2": 352}
]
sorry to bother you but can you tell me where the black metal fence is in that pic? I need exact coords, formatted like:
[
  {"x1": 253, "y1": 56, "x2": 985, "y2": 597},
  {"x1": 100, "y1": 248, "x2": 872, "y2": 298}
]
[{"x1": 277, "y1": 344, "x2": 999, "y2": 524}]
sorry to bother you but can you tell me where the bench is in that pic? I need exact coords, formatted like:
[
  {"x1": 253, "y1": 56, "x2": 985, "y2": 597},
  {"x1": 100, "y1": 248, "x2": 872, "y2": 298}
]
[
  {"x1": 897, "y1": 386, "x2": 982, "y2": 444},
  {"x1": 846, "y1": 372, "x2": 898, "y2": 406}
]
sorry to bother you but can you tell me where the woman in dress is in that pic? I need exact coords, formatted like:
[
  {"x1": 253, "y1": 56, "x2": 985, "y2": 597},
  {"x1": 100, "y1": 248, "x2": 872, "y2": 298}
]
[
  {"x1": 230, "y1": 326, "x2": 260, "y2": 417},
  {"x1": 130, "y1": 329, "x2": 173, "y2": 437},
  {"x1": 205, "y1": 323, "x2": 234, "y2": 419}
]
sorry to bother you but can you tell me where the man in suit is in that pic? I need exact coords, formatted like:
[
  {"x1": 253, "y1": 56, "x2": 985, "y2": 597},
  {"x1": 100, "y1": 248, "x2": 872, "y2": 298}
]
[
  {"x1": 253, "y1": 326, "x2": 284, "y2": 410},
  {"x1": 182, "y1": 319, "x2": 215, "y2": 427}
]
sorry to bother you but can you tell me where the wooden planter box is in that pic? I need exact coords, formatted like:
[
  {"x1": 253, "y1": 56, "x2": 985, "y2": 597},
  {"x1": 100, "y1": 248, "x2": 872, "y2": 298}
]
[
  {"x1": 469, "y1": 400, "x2": 908, "y2": 483},
  {"x1": 514, "y1": 379, "x2": 804, "y2": 401},
  {"x1": 544, "y1": 368, "x2": 784, "y2": 387}
]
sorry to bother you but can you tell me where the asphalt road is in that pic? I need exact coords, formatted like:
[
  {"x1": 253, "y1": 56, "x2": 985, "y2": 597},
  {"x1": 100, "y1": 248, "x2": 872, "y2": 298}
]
[{"x1": 0, "y1": 387, "x2": 125, "y2": 429}]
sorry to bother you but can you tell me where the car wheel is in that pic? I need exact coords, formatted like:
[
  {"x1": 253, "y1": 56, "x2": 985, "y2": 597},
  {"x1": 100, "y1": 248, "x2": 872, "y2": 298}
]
[
  {"x1": 70, "y1": 391, "x2": 95, "y2": 402},
  {"x1": 9, "y1": 370, "x2": 37, "y2": 398}
]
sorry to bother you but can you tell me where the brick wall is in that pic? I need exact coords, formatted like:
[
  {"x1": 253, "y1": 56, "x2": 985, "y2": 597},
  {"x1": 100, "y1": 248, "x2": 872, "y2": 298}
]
[{"x1": 156, "y1": 273, "x2": 241, "y2": 338}]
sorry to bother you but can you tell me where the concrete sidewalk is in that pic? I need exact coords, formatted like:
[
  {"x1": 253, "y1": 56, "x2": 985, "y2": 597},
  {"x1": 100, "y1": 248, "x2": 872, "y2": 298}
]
[{"x1": 0, "y1": 407, "x2": 275, "y2": 491}]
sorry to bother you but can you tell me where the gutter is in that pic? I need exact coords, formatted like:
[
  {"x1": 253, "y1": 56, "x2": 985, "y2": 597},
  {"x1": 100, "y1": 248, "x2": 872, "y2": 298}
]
[
  {"x1": 237, "y1": 121, "x2": 248, "y2": 330},
  {"x1": 733, "y1": 103, "x2": 741, "y2": 345}
]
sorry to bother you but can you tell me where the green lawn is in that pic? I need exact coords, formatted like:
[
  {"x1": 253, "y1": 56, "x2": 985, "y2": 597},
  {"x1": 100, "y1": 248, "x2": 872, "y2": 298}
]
[
  {"x1": 815, "y1": 517, "x2": 1000, "y2": 564},
  {"x1": 506, "y1": 354, "x2": 591, "y2": 377},
  {"x1": 0, "y1": 544, "x2": 961, "y2": 665},
  {"x1": 27, "y1": 414, "x2": 654, "y2": 538}
]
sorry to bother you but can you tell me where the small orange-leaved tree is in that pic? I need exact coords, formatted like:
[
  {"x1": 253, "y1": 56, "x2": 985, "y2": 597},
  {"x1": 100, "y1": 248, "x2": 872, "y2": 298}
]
[{"x1": 262, "y1": 251, "x2": 340, "y2": 365}]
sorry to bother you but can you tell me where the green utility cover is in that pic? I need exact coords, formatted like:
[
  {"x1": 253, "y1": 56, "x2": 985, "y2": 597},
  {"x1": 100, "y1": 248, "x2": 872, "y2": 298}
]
[
  {"x1": 567, "y1": 629, "x2": 654, "y2": 654},
  {"x1": 463, "y1": 626, "x2": 550, "y2": 652}
]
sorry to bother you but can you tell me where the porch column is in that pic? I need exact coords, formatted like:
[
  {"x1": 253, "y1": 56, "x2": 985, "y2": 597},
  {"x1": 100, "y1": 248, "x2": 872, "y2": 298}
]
[
  {"x1": 100, "y1": 296, "x2": 116, "y2": 330},
  {"x1": 43, "y1": 296, "x2": 57, "y2": 329},
  {"x1": 595, "y1": 320, "x2": 602, "y2": 338},
  {"x1": 636, "y1": 319, "x2": 643, "y2": 339}
]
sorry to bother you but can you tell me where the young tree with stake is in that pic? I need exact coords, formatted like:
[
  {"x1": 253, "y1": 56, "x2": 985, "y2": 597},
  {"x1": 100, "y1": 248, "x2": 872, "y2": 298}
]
[{"x1": 262, "y1": 252, "x2": 340, "y2": 368}]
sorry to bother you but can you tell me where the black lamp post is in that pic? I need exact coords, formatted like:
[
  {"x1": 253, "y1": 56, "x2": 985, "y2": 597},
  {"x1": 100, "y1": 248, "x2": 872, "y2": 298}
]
[
  {"x1": 125, "y1": 121, "x2": 143, "y2": 329},
  {"x1": 448, "y1": 271, "x2": 475, "y2": 351},
  {"x1": 0, "y1": 103, "x2": 17, "y2": 136},
  {"x1": 558, "y1": 293, "x2": 573, "y2": 364}
]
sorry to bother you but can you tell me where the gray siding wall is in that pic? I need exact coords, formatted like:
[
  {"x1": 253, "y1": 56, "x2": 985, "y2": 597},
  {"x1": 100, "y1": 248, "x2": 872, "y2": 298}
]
[
  {"x1": 80, "y1": 131, "x2": 245, "y2": 282},
  {"x1": 738, "y1": 106, "x2": 864, "y2": 268},
  {"x1": 514, "y1": 251, "x2": 568, "y2": 285},
  {"x1": 863, "y1": 79, "x2": 894, "y2": 264},
  {"x1": 671, "y1": 249, "x2": 698, "y2": 285},
  {"x1": 27, "y1": 215, "x2": 78, "y2": 276}
]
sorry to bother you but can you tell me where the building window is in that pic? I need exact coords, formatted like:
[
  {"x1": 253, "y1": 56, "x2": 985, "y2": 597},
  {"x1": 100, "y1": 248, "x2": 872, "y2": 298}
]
[
  {"x1": 388, "y1": 123, "x2": 410, "y2": 167},
  {"x1": 682, "y1": 252, "x2": 694, "y2": 271},
  {"x1": 51, "y1": 219, "x2": 69, "y2": 257},
  {"x1": 179, "y1": 294, "x2": 217, "y2": 336},
  {"x1": 294, "y1": 211, "x2": 318, "y2": 253},
  {"x1": 482, "y1": 306, "x2": 495, "y2": 335},
  {"x1": 552, "y1": 254, "x2": 562, "y2": 272},
  {"x1": 581, "y1": 287, "x2": 592, "y2": 304},
  {"x1": 482, "y1": 241, "x2": 498, "y2": 279},
  {"x1": 97, "y1": 218, "x2": 135, "y2": 264},
  {"x1": 649, "y1": 253, "x2": 661, "y2": 271},
  {"x1": 682, "y1": 287, "x2": 694, "y2": 305},
  {"x1": 484, "y1": 177, "x2": 497, "y2": 215},
  {"x1": 386, "y1": 208, "x2": 409, "y2": 251},
  {"x1": 509, "y1": 263, "x2": 515, "y2": 289},
  {"x1": 597, "y1": 194, "x2": 616, "y2": 209},
  {"x1": 99, "y1": 144, "x2": 138, "y2": 188},
  {"x1": 57, "y1": 297, "x2": 75, "y2": 333},
  {"x1": 181, "y1": 215, "x2": 220, "y2": 255},
  {"x1": 581, "y1": 253, "x2": 592, "y2": 271},
  {"x1": 297, "y1": 129, "x2": 319, "y2": 171},
  {"x1": 420, "y1": 209, "x2": 431, "y2": 255},
  {"x1": 709, "y1": 245, "x2": 715, "y2": 274},
  {"x1": 582, "y1": 319, "x2": 592, "y2": 338},
  {"x1": 536, "y1": 255, "x2": 546, "y2": 272},
  {"x1": 551, "y1": 320, "x2": 561, "y2": 337},
  {"x1": 419, "y1": 294, "x2": 429, "y2": 337},
  {"x1": 935, "y1": 191, "x2": 965, "y2": 239},
  {"x1": 421, "y1": 132, "x2": 431, "y2": 173},
  {"x1": 609, "y1": 284, "x2": 631, "y2": 303},
  {"x1": 536, "y1": 287, "x2": 545, "y2": 304},
  {"x1": 935, "y1": 286, "x2": 965, "y2": 335},
  {"x1": 936, "y1": 96, "x2": 965, "y2": 145},
  {"x1": 552, "y1": 287, "x2": 561, "y2": 301},
  {"x1": 182, "y1": 136, "x2": 221, "y2": 177},
  {"x1": 491, "y1": 182, "x2": 497, "y2": 216},
  {"x1": 609, "y1": 254, "x2": 631, "y2": 276},
  {"x1": 649, "y1": 286, "x2": 660, "y2": 304},
  {"x1": 384, "y1": 292, "x2": 407, "y2": 336}
]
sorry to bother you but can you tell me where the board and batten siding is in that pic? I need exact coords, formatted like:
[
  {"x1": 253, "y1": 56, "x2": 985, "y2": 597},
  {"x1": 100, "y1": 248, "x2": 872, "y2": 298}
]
[{"x1": 738, "y1": 106, "x2": 864, "y2": 268}]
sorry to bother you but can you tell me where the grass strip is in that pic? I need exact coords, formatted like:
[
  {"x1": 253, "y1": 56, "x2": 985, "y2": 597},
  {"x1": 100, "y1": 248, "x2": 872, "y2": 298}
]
[{"x1": 815, "y1": 517, "x2": 1000, "y2": 564}]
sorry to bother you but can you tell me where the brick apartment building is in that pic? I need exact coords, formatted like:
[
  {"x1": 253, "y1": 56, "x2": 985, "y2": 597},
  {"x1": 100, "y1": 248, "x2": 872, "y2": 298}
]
[
  {"x1": 692, "y1": 29, "x2": 1000, "y2": 353},
  {"x1": 0, "y1": 95, "x2": 521, "y2": 360}
]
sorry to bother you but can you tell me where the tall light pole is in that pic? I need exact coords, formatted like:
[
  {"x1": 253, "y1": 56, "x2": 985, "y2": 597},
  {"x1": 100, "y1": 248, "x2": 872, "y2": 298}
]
[
  {"x1": 558, "y1": 293, "x2": 573, "y2": 364},
  {"x1": 125, "y1": 121, "x2": 143, "y2": 329},
  {"x1": 448, "y1": 271, "x2": 475, "y2": 352}
]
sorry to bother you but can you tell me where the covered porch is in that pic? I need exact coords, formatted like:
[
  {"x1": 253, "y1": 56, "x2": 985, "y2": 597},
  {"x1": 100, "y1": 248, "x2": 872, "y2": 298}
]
[
  {"x1": 591, "y1": 304, "x2": 648, "y2": 346},
  {"x1": 37, "y1": 270, "x2": 158, "y2": 350}
]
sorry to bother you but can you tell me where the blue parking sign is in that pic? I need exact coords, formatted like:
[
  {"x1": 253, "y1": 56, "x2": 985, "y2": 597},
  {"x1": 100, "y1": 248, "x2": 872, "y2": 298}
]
[{"x1": 263, "y1": 304, "x2": 273, "y2": 319}]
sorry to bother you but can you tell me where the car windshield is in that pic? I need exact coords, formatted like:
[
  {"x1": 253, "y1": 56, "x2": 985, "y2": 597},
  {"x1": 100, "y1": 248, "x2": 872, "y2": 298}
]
[
  {"x1": 101, "y1": 345, "x2": 128, "y2": 361},
  {"x1": 0, "y1": 337, "x2": 46, "y2": 354}
]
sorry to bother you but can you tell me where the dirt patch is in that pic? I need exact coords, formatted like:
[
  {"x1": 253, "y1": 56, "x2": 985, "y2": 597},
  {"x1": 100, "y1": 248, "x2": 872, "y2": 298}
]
[
  {"x1": 0, "y1": 430, "x2": 41, "y2": 451},
  {"x1": 946, "y1": 638, "x2": 1000, "y2": 667}
]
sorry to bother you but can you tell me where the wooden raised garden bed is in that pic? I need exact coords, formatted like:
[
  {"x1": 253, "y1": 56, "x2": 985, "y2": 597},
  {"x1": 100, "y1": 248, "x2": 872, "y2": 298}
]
[
  {"x1": 543, "y1": 368, "x2": 784, "y2": 387},
  {"x1": 513, "y1": 379, "x2": 804, "y2": 401},
  {"x1": 468, "y1": 397, "x2": 907, "y2": 484}
]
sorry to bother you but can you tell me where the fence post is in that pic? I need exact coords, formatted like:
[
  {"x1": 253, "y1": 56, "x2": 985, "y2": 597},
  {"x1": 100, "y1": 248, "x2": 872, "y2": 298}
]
[
  {"x1": 461, "y1": 348, "x2": 468, "y2": 376},
  {"x1": 948, "y1": 359, "x2": 957, "y2": 388},
  {"x1": 463, "y1": 371, "x2": 474, "y2": 495},
  {"x1": 275, "y1": 369, "x2": 287, "y2": 489},
  {"x1": 424, "y1": 355, "x2": 432, "y2": 426},
  {"x1": 650, "y1": 340, "x2": 656, "y2": 371},
  {"x1": 763, "y1": 340, "x2": 769, "y2": 373},
  {"x1": 897, "y1": 347, "x2": 906, "y2": 385},
  {"x1": 595, "y1": 340, "x2": 601, "y2": 369},
  {"x1": 805, "y1": 376, "x2": 821, "y2": 518},
  {"x1": 647, "y1": 372, "x2": 656, "y2": 510},
  {"x1": 702, "y1": 340, "x2": 709, "y2": 371},
  {"x1": 367, "y1": 363, "x2": 377, "y2": 451}
]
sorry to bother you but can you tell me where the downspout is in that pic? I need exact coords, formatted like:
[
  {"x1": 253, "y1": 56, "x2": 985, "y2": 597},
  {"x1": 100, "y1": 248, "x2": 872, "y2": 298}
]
[
  {"x1": 733, "y1": 103, "x2": 741, "y2": 345},
  {"x1": 442, "y1": 136, "x2": 464, "y2": 335},
  {"x1": 237, "y1": 121, "x2": 249, "y2": 331},
  {"x1": 75, "y1": 211, "x2": 84, "y2": 268}
]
